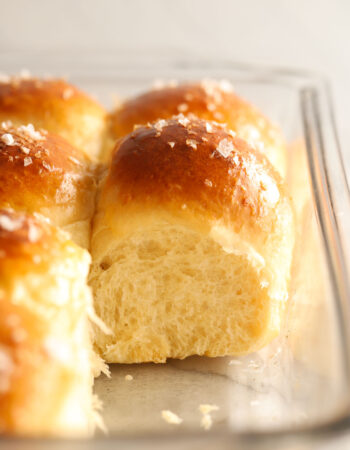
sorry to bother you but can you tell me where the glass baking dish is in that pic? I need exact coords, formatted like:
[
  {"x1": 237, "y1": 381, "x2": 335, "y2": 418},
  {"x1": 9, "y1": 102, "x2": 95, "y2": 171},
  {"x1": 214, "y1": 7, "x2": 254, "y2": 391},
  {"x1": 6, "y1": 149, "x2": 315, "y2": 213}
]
[{"x1": 1, "y1": 54, "x2": 350, "y2": 450}]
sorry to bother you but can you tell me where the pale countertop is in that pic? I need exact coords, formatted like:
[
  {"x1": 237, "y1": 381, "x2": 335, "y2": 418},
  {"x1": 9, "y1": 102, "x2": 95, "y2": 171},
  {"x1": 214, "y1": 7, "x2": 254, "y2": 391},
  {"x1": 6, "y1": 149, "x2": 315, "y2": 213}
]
[{"x1": 0, "y1": 1, "x2": 349, "y2": 448}]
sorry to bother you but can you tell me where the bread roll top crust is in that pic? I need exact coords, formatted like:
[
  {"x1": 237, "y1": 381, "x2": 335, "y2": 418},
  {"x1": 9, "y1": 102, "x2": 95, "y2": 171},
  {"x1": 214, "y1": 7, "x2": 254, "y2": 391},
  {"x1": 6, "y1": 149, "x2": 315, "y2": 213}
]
[
  {"x1": 0, "y1": 122, "x2": 96, "y2": 226},
  {"x1": 110, "y1": 80, "x2": 286, "y2": 174},
  {"x1": 104, "y1": 116, "x2": 287, "y2": 237},
  {"x1": 0, "y1": 76, "x2": 107, "y2": 159}
]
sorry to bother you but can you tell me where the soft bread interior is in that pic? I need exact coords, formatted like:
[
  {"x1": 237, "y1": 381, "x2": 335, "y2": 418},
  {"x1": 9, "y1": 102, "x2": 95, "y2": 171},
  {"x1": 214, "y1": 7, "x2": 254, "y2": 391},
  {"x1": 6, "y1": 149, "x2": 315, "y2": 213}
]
[{"x1": 90, "y1": 221, "x2": 285, "y2": 364}]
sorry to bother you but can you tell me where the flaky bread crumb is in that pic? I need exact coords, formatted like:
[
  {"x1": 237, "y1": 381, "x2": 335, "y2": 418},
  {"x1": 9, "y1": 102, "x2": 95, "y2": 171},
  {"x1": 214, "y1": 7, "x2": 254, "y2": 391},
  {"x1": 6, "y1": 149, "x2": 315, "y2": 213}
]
[
  {"x1": 161, "y1": 410, "x2": 183, "y2": 425},
  {"x1": 200, "y1": 414, "x2": 213, "y2": 430},
  {"x1": 199, "y1": 404, "x2": 219, "y2": 415}
]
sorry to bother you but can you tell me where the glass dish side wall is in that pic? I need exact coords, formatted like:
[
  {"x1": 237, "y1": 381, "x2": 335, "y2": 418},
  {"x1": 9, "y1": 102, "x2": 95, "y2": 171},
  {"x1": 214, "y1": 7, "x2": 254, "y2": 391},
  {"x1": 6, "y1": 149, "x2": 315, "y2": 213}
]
[{"x1": 0, "y1": 56, "x2": 349, "y2": 449}]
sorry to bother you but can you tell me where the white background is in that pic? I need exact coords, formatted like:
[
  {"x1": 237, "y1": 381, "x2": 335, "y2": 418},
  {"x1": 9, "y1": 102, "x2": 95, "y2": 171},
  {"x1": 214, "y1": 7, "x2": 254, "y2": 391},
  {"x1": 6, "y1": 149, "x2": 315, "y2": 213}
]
[
  {"x1": 0, "y1": 0, "x2": 349, "y2": 165},
  {"x1": 0, "y1": 1, "x2": 349, "y2": 448}
]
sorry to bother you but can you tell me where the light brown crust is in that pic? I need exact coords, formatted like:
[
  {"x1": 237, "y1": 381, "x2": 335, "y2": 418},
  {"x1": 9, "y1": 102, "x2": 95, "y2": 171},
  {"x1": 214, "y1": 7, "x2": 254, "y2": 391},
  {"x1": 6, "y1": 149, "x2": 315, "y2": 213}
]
[
  {"x1": 104, "y1": 116, "x2": 285, "y2": 234},
  {"x1": 109, "y1": 80, "x2": 286, "y2": 174},
  {"x1": 0, "y1": 123, "x2": 96, "y2": 230},
  {"x1": 0, "y1": 78, "x2": 107, "y2": 159}
]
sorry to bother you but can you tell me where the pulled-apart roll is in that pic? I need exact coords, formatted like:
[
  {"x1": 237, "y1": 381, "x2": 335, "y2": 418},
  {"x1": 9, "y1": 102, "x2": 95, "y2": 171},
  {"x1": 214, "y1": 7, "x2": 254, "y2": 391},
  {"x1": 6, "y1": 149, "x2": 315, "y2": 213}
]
[
  {"x1": 0, "y1": 75, "x2": 107, "y2": 160},
  {"x1": 90, "y1": 116, "x2": 295, "y2": 363},
  {"x1": 0, "y1": 209, "x2": 95, "y2": 436},
  {"x1": 109, "y1": 80, "x2": 286, "y2": 175},
  {"x1": 0, "y1": 121, "x2": 97, "y2": 248}
]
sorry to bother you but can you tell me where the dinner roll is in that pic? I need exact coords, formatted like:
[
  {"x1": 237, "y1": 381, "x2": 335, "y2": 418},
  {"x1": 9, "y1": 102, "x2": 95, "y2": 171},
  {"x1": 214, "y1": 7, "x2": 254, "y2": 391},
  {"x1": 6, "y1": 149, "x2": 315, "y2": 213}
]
[
  {"x1": 0, "y1": 209, "x2": 96, "y2": 436},
  {"x1": 90, "y1": 116, "x2": 295, "y2": 363},
  {"x1": 0, "y1": 121, "x2": 97, "y2": 248},
  {"x1": 0, "y1": 75, "x2": 107, "y2": 160},
  {"x1": 109, "y1": 80, "x2": 286, "y2": 176}
]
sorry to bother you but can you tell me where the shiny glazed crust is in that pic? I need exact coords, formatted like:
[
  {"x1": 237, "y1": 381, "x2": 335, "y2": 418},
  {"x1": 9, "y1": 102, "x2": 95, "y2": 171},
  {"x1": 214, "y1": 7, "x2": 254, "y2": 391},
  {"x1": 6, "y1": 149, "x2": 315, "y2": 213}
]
[
  {"x1": 104, "y1": 116, "x2": 286, "y2": 238},
  {"x1": 0, "y1": 77, "x2": 107, "y2": 160},
  {"x1": 0, "y1": 123, "x2": 97, "y2": 247},
  {"x1": 109, "y1": 80, "x2": 286, "y2": 175}
]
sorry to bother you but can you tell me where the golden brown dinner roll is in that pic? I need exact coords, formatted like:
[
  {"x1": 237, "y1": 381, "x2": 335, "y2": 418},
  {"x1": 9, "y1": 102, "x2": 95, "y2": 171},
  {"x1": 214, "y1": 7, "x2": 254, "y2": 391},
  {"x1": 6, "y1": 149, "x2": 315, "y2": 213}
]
[
  {"x1": 109, "y1": 80, "x2": 286, "y2": 175},
  {"x1": 90, "y1": 116, "x2": 295, "y2": 363},
  {"x1": 0, "y1": 74, "x2": 107, "y2": 160},
  {"x1": 0, "y1": 209, "x2": 96, "y2": 436},
  {"x1": 0, "y1": 121, "x2": 97, "y2": 248}
]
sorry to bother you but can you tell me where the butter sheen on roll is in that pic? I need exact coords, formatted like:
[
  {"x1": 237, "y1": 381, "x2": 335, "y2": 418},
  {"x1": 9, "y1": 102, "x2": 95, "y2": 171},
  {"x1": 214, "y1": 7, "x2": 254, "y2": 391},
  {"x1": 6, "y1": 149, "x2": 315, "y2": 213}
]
[
  {"x1": 109, "y1": 80, "x2": 286, "y2": 176},
  {"x1": 90, "y1": 116, "x2": 295, "y2": 363}
]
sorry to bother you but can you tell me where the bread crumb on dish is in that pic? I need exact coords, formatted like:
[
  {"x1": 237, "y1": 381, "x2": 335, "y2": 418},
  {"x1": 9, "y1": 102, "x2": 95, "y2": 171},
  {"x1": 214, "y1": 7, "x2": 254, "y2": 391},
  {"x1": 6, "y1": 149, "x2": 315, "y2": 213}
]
[
  {"x1": 199, "y1": 404, "x2": 219, "y2": 431},
  {"x1": 161, "y1": 410, "x2": 183, "y2": 425},
  {"x1": 199, "y1": 404, "x2": 219, "y2": 415},
  {"x1": 200, "y1": 414, "x2": 213, "y2": 431}
]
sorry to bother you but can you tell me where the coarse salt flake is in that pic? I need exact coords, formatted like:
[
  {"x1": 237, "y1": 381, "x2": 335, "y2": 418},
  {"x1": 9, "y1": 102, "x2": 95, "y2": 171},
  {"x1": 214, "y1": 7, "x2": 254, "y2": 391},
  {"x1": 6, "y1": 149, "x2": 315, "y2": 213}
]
[
  {"x1": 205, "y1": 122, "x2": 213, "y2": 133},
  {"x1": 161, "y1": 410, "x2": 183, "y2": 425},
  {"x1": 204, "y1": 179, "x2": 212, "y2": 187},
  {"x1": 1, "y1": 133, "x2": 15, "y2": 146},
  {"x1": 23, "y1": 157, "x2": 32, "y2": 167},
  {"x1": 42, "y1": 161, "x2": 51, "y2": 171},
  {"x1": 125, "y1": 374, "x2": 133, "y2": 381},
  {"x1": 186, "y1": 139, "x2": 197, "y2": 150},
  {"x1": 199, "y1": 404, "x2": 219, "y2": 415},
  {"x1": 68, "y1": 156, "x2": 81, "y2": 165},
  {"x1": 228, "y1": 129, "x2": 236, "y2": 138},
  {"x1": 0, "y1": 214, "x2": 22, "y2": 232},
  {"x1": 217, "y1": 138, "x2": 234, "y2": 158},
  {"x1": 1, "y1": 120, "x2": 12, "y2": 130},
  {"x1": 177, "y1": 114, "x2": 190, "y2": 127},
  {"x1": 21, "y1": 146, "x2": 30, "y2": 154},
  {"x1": 154, "y1": 119, "x2": 167, "y2": 132},
  {"x1": 17, "y1": 124, "x2": 45, "y2": 141}
]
